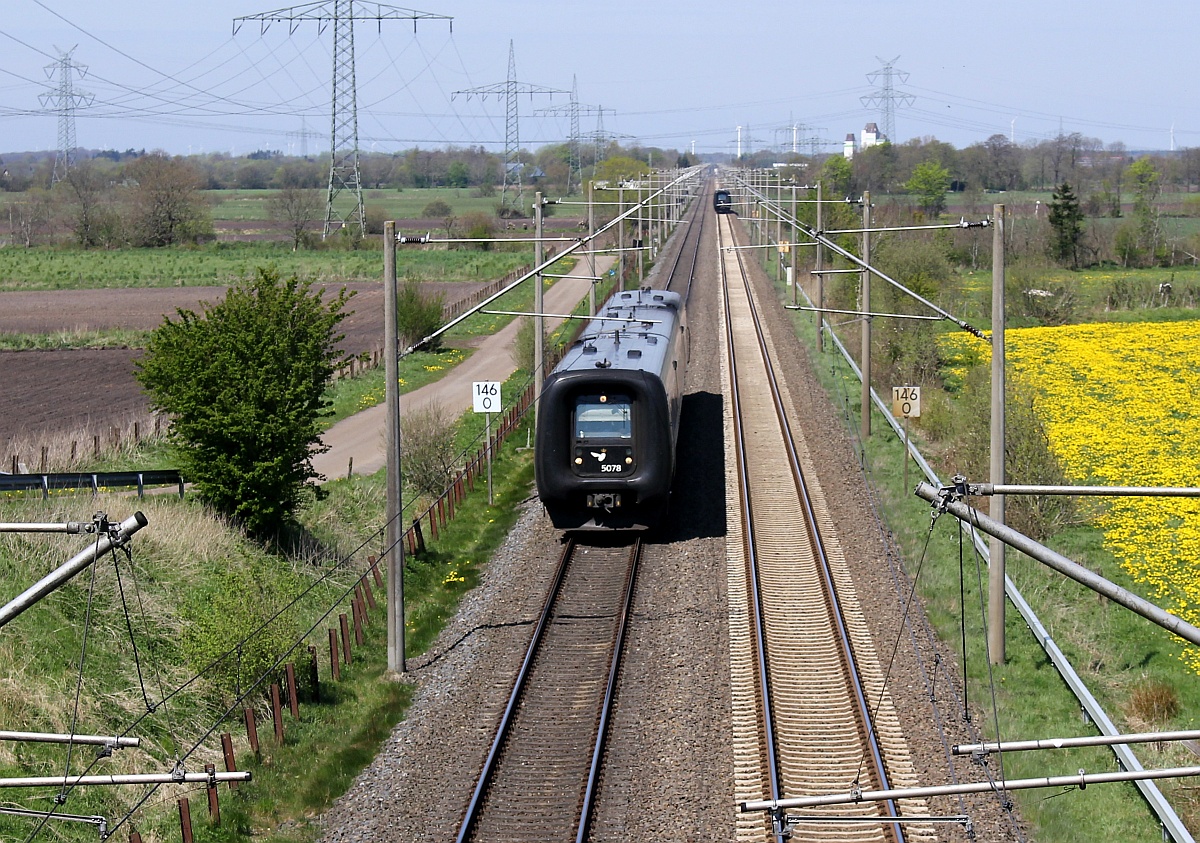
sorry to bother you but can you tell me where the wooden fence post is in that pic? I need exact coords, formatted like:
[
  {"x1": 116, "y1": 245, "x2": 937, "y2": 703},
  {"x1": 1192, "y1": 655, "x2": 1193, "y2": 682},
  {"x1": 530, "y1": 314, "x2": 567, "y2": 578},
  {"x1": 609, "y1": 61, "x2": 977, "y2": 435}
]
[
  {"x1": 205, "y1": 763, "x2": 220, "y2": 824},
  {"x1": 308, "y1": 645, "x2": 320, "y2": 702},
  {"x1": 285, "y1": 664, "x2": 300, "y2": 719},
  {"x1": 243, "y1": 708, "x2": 260, "y2": 759},
  {"x1": 220, "y1": 733, "x2": 238, "y2": 790},
  {"x1": 329, "y1": 628, "x2": 341, "y2": 681},
  {"x1": 270, "y1": 683, "x2": 284, "y2": 744},
  {"x1": 178, "y1": 798, "x2": 194, "y2": 843},
  {"x1": 339, "y1": 614, "x2": 352, "y2": 666}
]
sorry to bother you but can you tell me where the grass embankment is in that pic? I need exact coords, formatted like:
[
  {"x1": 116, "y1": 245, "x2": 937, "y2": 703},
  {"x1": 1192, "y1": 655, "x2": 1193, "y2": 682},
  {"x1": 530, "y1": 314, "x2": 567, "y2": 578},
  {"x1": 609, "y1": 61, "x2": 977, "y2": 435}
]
[
  {"x1": 0, "y1": 367, "x2": 536, "y2": 843},
  {"x1": 775, "y1": 266, "x2": 1200, "y2": 841},
  {"x1": 0, "y1": 252, "x2": 603, "y2": 841}
]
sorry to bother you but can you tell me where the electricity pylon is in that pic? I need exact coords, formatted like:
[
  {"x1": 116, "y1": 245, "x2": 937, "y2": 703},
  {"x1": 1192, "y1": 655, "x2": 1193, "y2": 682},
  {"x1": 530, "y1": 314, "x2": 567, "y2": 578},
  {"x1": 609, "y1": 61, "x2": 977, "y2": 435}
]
[
  {"x1": 40, "y1": 47, "x2": 93, "y2": 185},
  {"x1": 575, "y1": 105, "x2": 621, "y2": 171},
  {"x1": 536, "y1": 76, "x2": 608, "y2": 194},
  {"x1": 454, "y1": 41, "x2": 566, "y2": 212},
  {"x1": 234, "y1": 2, "x2": 452, "y2": 236},
  {"x1": 860, "y1": 55, "x2": 914, "y2": 143}
]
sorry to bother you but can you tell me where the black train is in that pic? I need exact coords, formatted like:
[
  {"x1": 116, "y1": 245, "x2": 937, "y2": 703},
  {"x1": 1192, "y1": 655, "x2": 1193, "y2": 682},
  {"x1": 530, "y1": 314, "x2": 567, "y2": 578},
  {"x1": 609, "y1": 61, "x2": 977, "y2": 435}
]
[
  {"x1": 535, "y1": 287, "x2": 688, "y2": 530},
  {"x1": 713, "y1": 188, "x2": 734, "y2": 214}
]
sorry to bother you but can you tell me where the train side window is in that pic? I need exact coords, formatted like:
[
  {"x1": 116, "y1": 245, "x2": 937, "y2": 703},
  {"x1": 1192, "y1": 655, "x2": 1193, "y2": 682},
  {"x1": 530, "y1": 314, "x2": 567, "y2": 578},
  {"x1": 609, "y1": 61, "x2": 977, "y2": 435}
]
[{"x1": 574, "y1": 395, "x2": 632, "y2": 439}]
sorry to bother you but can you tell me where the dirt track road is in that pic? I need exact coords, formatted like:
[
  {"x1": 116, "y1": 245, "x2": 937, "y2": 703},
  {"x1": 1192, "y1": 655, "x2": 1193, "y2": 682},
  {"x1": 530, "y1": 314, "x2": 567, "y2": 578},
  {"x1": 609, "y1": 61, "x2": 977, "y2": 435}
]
[{"x1": 312, "y1": 256, "x2": 615, "y2": 481}]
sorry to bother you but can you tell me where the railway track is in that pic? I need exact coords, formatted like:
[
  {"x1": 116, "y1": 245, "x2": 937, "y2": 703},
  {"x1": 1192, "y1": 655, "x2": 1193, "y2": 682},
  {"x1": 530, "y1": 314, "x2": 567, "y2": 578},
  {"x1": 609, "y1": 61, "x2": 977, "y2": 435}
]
[
  {"x1": 457, "y1": 186, "x2": 707, "y2": 841},
  {"x1": 717, "y1": 213, "x2": 936, "y2": 842},
  {"x1": 456, "y1": 536, "x2": 642, "y2": 843}
]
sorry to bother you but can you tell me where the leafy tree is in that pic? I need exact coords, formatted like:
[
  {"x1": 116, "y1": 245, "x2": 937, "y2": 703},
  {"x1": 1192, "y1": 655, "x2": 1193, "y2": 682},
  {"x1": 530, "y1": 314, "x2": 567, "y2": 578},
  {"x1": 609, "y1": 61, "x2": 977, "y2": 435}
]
[
  {"x1": 1047, "y1": 182, "x2": 1085, "y2": 267},
  {"x1": 136, "y1": 267, "x2": 352, "y2": 539},
  {"x1": 906, "y1": 160, "x2": 951, "y2": 217},
  {"x1": 821, "y1": 156, "x2": 853, "y2": 197},
  {"x1": 854, "y1": 141, "x2": 897, "y2": 192},
  {"x1": 267, "y1": 186, "x2": 322, "y2": 251},
  {"x1": 594, "y1": 156, "x2": 649, "y2": 184},
  {"x1": 124, "y1": 153, "x2": 213, "y2": 246},
  {"x1": 446, "y1": 161, "x2": 470, "y2": 188},
  {"x1": 1129, "y1": 157, "x2": 1164, "y2": 264}
]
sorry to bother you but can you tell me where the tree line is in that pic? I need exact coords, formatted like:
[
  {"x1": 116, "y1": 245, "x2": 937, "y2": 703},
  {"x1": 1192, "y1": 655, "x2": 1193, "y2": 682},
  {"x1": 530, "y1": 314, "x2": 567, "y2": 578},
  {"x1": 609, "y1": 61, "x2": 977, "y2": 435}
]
[
  {"x1": 742, "y1": 132, "x2": 1200, "y2": 201},
  {"x1": 0, "y1": 141, "x2": 694, "y2": 249}
]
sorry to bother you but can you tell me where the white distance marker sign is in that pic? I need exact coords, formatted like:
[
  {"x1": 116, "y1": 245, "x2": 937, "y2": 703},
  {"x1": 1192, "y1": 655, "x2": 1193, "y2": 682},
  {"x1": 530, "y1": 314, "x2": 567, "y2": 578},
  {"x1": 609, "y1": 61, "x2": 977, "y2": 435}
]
[
  {"x1": 473, "y1": 381, "x2": 501, "y2": 413},
  {"x1": 892, "y1": 385, "x2": 921, "y2": 418}
]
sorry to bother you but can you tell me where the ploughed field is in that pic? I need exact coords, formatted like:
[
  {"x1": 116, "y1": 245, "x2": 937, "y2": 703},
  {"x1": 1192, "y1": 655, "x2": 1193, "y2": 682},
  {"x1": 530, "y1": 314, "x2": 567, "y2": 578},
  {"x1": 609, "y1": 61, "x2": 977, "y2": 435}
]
[{"x1": 0, "y1": 281, "x2": 488, "y2": 450}]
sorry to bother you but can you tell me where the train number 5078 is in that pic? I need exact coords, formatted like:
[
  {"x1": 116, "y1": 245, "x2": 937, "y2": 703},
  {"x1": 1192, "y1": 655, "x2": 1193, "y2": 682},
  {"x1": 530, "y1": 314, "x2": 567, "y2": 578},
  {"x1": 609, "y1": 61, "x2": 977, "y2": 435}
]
[{"x1": 601, "y1": 464, "x2": 623, "y2": 473}]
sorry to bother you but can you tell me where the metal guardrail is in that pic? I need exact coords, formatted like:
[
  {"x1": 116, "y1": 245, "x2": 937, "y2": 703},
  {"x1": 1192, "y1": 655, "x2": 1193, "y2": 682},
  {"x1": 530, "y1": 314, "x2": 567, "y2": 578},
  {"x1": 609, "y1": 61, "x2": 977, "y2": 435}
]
[{"x1": 0, "y1": 471, "x2": 184, "y2": 499}]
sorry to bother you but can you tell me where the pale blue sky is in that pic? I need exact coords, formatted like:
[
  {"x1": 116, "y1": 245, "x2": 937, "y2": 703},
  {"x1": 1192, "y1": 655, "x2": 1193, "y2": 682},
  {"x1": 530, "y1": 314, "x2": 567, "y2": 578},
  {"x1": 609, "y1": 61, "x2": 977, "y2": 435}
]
[{"x1": 1, "y1": 0, "x2": 1193, "y2": 156}]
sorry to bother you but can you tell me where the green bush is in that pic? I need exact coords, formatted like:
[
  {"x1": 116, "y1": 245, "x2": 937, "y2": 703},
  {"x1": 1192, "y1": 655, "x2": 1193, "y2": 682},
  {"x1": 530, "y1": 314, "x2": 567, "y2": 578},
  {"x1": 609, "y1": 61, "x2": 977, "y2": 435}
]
[
  {"x1": 461, "y1": 211, "x2": 495, "y2": 249},
  {"x1": 397, "y1": 280, "x2": 445, "y2": 351},
  {"x1": 136, "y1": 267, "x2": 352, "y2": 538},
  {"x1": 400, "y1": 403, "x2": 459, "y2": 503},
  {"x1": 422, "y1": 199, "x2": 453, "y2": 218},
  {"x1": 180, "y1": 558, "x2": 305, "y2": 705}
]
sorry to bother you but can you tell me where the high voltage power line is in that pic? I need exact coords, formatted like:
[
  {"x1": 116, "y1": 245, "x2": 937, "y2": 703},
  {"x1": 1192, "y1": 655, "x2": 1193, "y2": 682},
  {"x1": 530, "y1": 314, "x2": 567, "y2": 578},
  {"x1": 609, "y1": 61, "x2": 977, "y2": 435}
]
[
  {"x1": 39, "y1": 46, "x2": 92, "y2": 183},
  {"x1": 860, "y1": 55, "x2": 914, "y2": 143},
  {"x1": 453, "y1": 40, "x2": 567, "y2": 212},
  {"x1": 234, "y1": 1, "x2": 452, "y2": 237}
]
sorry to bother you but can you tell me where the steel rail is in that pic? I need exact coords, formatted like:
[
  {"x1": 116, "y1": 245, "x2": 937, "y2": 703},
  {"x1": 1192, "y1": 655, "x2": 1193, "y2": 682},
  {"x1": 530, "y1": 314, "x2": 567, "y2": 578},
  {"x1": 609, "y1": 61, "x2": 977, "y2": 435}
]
[
  {"x1": 577, "y1": 538, "x2": 643, "y2": 843},
  {"x1": 726, "y1": 217, "x2": 906, "y2": 843},
  {"x1": 719, "y1": 213, "x2": 784, "y2": 840},
  {"x1": 455, "y1": 537, "x2": 577, "y2": 843},
  {"x1": 457, "y1": 538, "x2": 643, "y2": 842},
  {"x1": 661, "y1": 176, "x2": 706, "y2": 303}
]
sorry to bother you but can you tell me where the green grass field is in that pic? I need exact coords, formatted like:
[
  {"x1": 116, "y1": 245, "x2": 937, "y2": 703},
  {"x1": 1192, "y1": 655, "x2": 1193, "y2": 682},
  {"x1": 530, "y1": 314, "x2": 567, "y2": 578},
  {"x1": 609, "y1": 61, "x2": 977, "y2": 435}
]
[
  {"x1": 0, "y1": 242, "x2": 533, "y2": 291},
  {"x1": 208, "y1": 188, "x2": 534, "y2": 222}
]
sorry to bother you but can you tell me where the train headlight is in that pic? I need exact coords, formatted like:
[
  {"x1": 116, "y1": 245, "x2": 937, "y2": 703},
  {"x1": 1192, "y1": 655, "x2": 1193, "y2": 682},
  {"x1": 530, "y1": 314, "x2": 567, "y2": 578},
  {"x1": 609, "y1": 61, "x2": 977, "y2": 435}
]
[
  {"x1": 625, "y1": 457, "x2": 632, "y2": 465},
  {"x1": 575, "y1": 457, "x2": 583, "y2": 465}
]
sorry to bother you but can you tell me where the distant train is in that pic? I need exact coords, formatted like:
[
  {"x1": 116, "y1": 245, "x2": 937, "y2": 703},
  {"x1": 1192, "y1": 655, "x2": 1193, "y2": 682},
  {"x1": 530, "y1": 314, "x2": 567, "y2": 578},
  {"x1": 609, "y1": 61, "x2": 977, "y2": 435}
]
[
  {"x1": 535, "y1": 288, "x2": 689, "y2": 530},
  {"x1": 713, "y1": 189, "x2": 734, "y2": 214}
]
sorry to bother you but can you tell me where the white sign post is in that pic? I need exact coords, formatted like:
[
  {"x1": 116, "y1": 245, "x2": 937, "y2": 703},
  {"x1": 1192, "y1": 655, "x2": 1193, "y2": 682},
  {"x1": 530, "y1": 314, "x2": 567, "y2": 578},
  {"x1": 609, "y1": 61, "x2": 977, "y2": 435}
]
[
  {"x1": 473, "y1": 382, "x2": 501, "y2": 505},
  {"x1": 892, "y1": 386, "x2": 921, "y2": 493}
]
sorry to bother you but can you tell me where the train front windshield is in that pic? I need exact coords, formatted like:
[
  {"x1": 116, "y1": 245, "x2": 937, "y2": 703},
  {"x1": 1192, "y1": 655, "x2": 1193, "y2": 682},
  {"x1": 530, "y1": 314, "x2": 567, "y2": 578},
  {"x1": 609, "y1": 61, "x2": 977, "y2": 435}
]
[{"x1": 574, "y1": 396, "x2": 632, "y2": 439}]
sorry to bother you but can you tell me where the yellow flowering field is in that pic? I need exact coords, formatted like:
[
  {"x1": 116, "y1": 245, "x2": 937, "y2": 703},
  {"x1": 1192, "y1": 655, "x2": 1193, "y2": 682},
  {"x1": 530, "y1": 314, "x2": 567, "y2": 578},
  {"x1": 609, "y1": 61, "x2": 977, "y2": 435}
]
[{"x1": 941, "y1": 321, "x2": 1200, "y2": 670}]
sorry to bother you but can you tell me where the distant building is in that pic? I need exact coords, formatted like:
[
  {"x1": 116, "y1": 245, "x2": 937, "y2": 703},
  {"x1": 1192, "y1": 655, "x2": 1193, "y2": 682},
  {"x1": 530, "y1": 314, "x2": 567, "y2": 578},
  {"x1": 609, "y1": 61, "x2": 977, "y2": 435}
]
[
  {"x1": 844, "y1": 123, "x2": 886, "y2": 160},
  {"x1": 861, "y1": 122, "x2": 883, "y2": 150}
]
